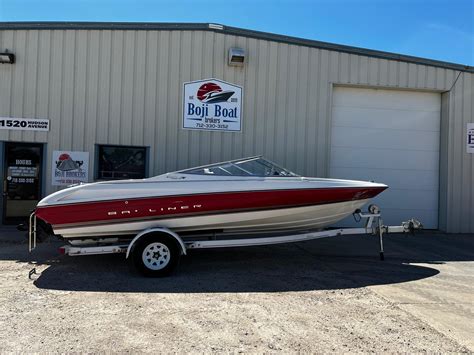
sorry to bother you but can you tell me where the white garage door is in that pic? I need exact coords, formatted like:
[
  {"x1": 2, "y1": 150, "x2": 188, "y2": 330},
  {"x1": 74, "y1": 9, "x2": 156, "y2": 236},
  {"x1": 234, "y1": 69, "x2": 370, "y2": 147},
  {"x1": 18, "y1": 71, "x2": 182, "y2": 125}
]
[{"x1": 330, "y1": 87, "x2": 440, "y2": 229}]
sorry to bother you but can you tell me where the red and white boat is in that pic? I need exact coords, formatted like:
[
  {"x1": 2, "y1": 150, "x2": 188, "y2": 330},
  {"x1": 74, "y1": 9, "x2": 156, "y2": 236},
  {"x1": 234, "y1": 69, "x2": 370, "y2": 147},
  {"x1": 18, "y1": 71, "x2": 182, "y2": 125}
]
[{"x1": 34, "y1": 157, "x2": 387, "y2": 243}]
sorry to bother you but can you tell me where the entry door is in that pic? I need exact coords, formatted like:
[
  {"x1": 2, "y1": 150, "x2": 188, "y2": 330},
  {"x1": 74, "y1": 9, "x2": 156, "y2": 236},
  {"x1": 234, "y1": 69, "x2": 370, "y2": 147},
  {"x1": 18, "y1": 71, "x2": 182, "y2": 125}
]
[
  {"x1": 330, "y1": 87, "x2": 440, "y2": 229},
  {"x1": 2, "y1": 142, "x2": 43, "y2": 224}
]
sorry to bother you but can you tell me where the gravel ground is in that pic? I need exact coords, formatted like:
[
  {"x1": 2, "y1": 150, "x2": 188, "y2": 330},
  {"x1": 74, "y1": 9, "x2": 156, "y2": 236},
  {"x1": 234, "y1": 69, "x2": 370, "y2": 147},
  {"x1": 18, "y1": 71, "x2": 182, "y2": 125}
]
[{"x1": 0, "y1": 229, "x2": 472, "y2": 353}]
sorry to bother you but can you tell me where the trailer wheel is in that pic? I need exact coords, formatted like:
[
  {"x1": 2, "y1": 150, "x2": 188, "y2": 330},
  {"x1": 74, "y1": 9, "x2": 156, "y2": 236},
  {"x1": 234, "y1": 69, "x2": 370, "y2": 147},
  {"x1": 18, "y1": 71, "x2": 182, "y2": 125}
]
[{"x1": 132, "y1": 234, "x2": 180, "y2": 277}]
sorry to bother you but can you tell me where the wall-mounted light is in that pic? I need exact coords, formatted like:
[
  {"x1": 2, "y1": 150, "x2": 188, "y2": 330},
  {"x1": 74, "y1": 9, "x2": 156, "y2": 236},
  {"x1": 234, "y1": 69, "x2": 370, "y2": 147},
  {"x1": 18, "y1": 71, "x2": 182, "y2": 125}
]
[
  {"x1": 0, "y1": 51, "x2": 15, "y2": 64},
  {"x1": 228, "y1": 47, "x2": 245, "y2": 67}
]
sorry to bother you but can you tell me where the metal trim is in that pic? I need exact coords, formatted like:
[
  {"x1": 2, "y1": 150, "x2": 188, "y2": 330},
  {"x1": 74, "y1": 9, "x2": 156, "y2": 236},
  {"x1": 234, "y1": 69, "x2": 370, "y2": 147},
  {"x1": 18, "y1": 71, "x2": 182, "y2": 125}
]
[{"x1": 0, "y1": 21, "x2": 472, "y2": 73}]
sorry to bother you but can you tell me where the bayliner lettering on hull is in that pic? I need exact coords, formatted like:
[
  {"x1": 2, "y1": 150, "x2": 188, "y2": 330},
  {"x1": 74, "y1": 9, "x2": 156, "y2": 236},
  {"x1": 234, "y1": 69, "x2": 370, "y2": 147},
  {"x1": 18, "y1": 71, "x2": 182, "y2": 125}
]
[{"x1": 107, "y1": 204, "x2": 203, "y2": 216}]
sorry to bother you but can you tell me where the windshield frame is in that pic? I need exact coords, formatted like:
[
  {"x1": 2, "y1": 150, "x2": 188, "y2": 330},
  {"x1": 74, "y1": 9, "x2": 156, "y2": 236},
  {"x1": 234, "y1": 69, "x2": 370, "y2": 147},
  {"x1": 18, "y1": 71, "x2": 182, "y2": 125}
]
[{"x1": 177, "y1": 156, "x2": 300, "y2": 177}]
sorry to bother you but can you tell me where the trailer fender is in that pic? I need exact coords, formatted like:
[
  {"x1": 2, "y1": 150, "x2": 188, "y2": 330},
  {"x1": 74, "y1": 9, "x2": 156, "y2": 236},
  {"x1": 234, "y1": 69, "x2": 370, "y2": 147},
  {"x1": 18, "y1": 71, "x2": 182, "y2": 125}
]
[{"x1": 125, "y1": 227, "x2": 187, "y2": 259}]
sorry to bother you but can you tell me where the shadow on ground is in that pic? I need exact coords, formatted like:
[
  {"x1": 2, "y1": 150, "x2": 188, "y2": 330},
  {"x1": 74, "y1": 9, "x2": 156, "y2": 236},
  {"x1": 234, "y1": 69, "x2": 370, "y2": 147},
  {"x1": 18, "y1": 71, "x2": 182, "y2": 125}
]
[{"x1": 1, "y1": 231, "x2": 473, "y2": 293}]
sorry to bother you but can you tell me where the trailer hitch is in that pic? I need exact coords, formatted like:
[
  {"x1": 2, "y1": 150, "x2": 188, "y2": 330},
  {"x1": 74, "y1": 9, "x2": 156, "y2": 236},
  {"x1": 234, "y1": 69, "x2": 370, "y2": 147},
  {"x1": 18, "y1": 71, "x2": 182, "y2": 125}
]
[
  {"x1": 376, "y1": 217, "x2": 423, "y2": 260},
  {"x1": 404, "y1": 219, "x2": 423, "y2": 235}
]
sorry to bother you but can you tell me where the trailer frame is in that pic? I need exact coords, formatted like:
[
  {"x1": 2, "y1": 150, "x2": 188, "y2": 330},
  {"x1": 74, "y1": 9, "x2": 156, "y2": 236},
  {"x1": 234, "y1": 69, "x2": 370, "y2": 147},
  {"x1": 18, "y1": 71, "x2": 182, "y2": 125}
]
[{"x1": 29, "y1": 206, "x2": 422, "y2": 262}]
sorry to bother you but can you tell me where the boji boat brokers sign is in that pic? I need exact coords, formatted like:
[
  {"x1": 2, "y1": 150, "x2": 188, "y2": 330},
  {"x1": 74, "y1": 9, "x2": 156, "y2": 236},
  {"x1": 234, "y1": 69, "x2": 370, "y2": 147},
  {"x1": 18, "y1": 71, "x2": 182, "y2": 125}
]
[
  {"x1": 468, "y1": 123, "x2": 474, "y2": 154},
  {"x1": 52, "y1": 151, "x2": 89, "y2": 186},
  {"x1": 183, "y1": 78, "x2": 243, "y2": 132}
]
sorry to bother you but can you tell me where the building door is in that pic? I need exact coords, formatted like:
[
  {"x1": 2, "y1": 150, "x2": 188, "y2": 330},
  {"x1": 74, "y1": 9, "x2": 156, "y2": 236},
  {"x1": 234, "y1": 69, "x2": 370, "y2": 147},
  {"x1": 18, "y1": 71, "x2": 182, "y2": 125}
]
[
  {"x1": 330, "y1": 87, "x2": 440, "y2": 229},
  {"x1": 2, "y1": 142, "x2": 43, "y2": 224}
]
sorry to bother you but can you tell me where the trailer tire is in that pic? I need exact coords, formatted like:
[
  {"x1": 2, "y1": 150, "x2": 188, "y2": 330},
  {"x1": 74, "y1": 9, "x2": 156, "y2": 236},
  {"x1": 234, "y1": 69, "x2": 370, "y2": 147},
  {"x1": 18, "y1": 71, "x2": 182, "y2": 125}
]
[{"x1": 132, "y1": 234, "x2": 180, "y2": 277}]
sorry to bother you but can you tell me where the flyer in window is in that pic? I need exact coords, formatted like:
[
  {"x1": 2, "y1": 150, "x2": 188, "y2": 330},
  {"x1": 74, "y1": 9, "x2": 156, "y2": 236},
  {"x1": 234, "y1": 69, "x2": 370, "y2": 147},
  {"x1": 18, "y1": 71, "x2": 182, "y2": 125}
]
[{"x1": 52, "y1": 151, "x2": 89, "y2": 186}]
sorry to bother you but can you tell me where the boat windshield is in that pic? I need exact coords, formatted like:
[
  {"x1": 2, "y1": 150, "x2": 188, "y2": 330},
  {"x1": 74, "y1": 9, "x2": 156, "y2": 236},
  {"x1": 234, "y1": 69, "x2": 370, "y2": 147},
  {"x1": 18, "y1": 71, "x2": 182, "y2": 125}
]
[{"x1": 180, "y1": 157, "x2": 299, "y2": 177}]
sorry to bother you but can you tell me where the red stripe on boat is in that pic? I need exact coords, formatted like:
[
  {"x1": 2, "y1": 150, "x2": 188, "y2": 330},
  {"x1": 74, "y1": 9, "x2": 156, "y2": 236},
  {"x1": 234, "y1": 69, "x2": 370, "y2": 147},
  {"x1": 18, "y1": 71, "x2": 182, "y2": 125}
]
[{"x1": 35, "y1": 187, "x2": 386, "y2": 226}]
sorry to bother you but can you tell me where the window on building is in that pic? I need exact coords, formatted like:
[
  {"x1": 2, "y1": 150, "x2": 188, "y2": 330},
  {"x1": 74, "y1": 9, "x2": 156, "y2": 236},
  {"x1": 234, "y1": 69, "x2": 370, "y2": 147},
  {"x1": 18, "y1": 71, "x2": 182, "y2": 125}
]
[{"x1": 96, "y1": 145, "x2": 148, "y2": 180}]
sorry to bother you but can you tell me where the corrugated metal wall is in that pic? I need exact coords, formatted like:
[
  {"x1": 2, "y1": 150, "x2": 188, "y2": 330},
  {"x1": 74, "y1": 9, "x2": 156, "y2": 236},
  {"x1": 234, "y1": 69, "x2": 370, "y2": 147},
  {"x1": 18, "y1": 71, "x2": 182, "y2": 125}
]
[{"x1": 0, "y1": 29, "x2": 472, "y2": 232}]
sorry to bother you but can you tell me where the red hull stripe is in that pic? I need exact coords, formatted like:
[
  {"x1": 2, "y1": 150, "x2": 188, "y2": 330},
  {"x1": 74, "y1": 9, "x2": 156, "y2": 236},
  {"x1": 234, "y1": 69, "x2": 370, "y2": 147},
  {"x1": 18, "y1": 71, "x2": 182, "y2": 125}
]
[{"x1": 35, "y1": 187, "x2": 386, "y2": 227}]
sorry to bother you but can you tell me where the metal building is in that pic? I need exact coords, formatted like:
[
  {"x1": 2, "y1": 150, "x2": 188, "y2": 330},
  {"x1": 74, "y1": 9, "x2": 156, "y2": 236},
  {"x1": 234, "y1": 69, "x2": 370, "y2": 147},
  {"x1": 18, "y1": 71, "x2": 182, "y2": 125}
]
[{"x1": 0, "y1": 22, "x2": 472, "y2": 232}]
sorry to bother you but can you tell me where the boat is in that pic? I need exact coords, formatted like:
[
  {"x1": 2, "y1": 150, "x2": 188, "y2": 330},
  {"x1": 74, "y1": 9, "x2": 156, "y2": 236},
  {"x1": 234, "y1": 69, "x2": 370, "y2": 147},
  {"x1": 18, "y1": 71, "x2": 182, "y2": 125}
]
[{"x1": 33, "y1": 156, "x2": 387, "y2": 243}]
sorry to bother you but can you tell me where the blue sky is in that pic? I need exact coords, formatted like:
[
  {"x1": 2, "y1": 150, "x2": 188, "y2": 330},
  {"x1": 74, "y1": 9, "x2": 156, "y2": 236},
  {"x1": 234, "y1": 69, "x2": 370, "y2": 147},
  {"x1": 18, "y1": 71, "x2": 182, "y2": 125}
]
[{"x1": 1, "y1": 0, "x2": 472, "y2": 65}]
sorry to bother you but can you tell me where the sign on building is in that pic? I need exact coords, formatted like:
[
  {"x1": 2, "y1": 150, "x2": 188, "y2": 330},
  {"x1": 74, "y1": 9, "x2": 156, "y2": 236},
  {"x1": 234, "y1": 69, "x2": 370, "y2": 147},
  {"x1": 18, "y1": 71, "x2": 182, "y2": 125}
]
[
  {"x1": 183, "y1": 78, "x2": 243, "y2": 132},
  {"x1": 52, "y1": 151, "x2": 89, "y2": 186},
  {"x1": 0, "y1": 117, "x2": 49, "y2": 131},
  {"x1": 467, "y1": 123, "x2": 474, "y2": 154}
]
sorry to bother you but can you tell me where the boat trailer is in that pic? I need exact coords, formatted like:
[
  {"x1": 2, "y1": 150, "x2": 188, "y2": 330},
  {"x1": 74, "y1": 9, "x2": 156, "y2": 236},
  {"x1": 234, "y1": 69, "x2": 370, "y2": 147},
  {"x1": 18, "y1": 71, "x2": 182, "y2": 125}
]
[{"x1": 29, "y1": 205, "x2": 422, "y2": 269}]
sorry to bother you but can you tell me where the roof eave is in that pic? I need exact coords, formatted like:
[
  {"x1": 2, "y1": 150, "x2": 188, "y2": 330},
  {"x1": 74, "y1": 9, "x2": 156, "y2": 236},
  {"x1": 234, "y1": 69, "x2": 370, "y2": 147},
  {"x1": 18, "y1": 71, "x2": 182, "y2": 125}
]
[{"x1": 0, "y1": 21, "x2": 472, "y2": 73}]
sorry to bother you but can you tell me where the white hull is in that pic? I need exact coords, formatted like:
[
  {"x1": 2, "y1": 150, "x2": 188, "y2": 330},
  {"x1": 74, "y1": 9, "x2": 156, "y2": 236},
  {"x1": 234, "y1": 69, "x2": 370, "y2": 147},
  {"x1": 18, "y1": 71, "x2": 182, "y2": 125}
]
[{"x1": 56, "y1": 199, "x2": 370, "y2": 239}]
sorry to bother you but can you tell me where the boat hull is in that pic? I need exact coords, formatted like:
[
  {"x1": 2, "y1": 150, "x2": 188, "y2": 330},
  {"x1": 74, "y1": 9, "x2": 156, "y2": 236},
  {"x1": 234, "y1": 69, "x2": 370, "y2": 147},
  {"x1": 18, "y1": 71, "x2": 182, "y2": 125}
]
[
  {"x1": 51, "y1": 198, "x2": 370, "y2": 239},
  {"x1": 35, "y1": 176, "x2": 387, "y2": 240}
]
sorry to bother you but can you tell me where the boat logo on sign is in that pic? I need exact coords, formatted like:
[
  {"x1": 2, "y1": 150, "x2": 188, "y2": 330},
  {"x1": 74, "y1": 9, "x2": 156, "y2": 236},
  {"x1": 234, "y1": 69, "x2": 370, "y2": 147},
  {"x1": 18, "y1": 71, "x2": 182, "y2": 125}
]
[
  {"x1": 197, "y1": 82, "x2": 235, "y2": 103},
  {"x1": 55, "y1": 153, "x2": 83, "y2": 172}
]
